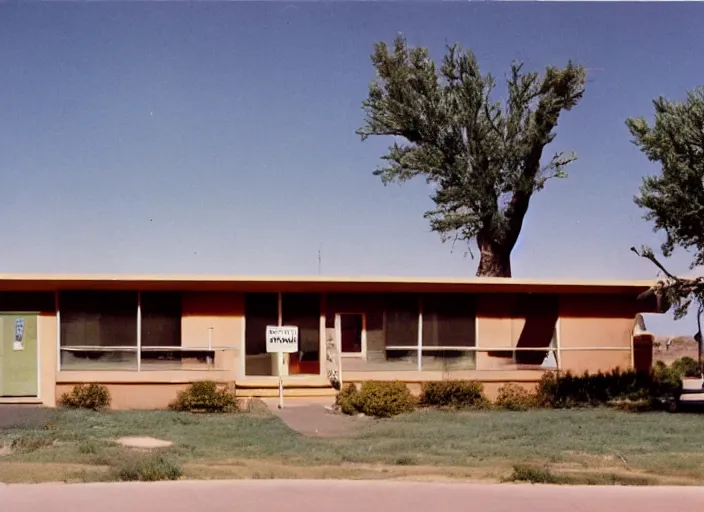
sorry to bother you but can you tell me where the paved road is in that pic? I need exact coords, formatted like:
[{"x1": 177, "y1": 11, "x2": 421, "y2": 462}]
[{"x1": 2, "y1": 480, "x2": 703, "y2": 512}]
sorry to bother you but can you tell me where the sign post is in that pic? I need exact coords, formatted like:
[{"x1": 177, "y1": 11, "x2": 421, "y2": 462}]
[{"x1": 266, "y1": 325, "x2": 299, "y2": 409}]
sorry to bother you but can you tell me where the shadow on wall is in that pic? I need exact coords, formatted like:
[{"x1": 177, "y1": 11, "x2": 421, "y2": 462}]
[
  {"x1": 487, "y1": 294, "x2": 558, "y2": 368},
  {"x1": 515, "y1": 309, "x2": 558, "y2": 365}
]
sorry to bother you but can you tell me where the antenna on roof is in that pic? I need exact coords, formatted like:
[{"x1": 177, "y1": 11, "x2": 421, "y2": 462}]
[{"x1": 318, "y1": 243, "x2": 322, "y2": 275}]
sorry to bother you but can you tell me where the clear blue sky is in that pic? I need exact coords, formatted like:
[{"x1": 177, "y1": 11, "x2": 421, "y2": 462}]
[{"x1": 1, "y1": 2, "x2": 702, "y2": 335}]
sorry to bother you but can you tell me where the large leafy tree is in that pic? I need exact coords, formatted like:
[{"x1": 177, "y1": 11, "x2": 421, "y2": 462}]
[
  {"x1": 628, "y1": 87, "x2": 704, "y2": 321},
  {"x1": 357, "y1": 35, "x2": 586, "y2": 277}
]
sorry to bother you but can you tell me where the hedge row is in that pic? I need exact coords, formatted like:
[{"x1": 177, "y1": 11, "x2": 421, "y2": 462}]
[{"x1": 336, "y1": 358, "x2": 692, "y2": 418}]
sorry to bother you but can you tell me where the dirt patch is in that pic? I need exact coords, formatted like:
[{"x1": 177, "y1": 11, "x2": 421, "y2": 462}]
[
  {"x1": 551, "y1": 466, "x2": 692, "y2": 486},
  {"x1": 560, "y1": 451, "x2": 629, "y2": 469},
  {"x1": 183, "y1": 459, "x2": 694, "y2": 485},
  {"x1": 183, "y1": 459, "x2": 502, "y2": 482},
  {"x1": 115, "y1": 437, "x2": 173, "y2": 449},
  {"x1": 0, "y1": 461, "x2": 109, "y2": 484}
]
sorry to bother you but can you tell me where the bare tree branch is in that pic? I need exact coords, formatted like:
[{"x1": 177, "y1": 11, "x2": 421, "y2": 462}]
[{"x1": 631, "y1": 245, "x2": 704, "y2": 320}]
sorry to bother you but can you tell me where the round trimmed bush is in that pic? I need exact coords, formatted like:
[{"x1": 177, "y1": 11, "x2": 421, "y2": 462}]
[
  {"x1": 59, "y1": 383, "x2": 111, "y2": 410},
  {"x1": 335, "y1": 383, "x2": 361, "y2": 416},
  {"x1": 494, "y1": 383, "x2": 537, "y2": 411},
  {"x1": 168, "y1": 381, "x2": 238, "y2": 413},
  {"x1": 356, "y1": 381, "x2": 416, "y2": 418},
  {"x1": 419, "y1": 380, "x2": 488, "y2": 409}
]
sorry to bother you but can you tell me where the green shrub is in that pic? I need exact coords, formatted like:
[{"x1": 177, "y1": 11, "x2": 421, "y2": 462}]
[
  {"x1": 535, "y1": 366, "x2": 682, "y2": 411},
  {"x1": 505, "y1": 464, "x2": 568, "y2": 484},
  {"x1": 506, "y1": 465, "x2": 652, "y2": 486},
  {"x1": 394, "y1": 455, "x2": 418, "y2": 466},
  {"x1": 168, "y1": 381, "x2": 238, "y2": 413},
  {"x1": 335, "y1": 383, "x2": 361, "y2": 416},
  {"x1": 419, "y1": 380, "x2": 488, "y2": 409},
  {"x1": 535, "y1": 372, "x2": 559, "y2": 408},
  {"x1": 495, "y1": 383, "x2": 537, "y2": 411},
  {"x1": 77, "y1": 439, "x2": 101, "y2": 455},
  {"x1": 59, "y1": 383, "x2": 111, "y2": 410},
  {"x1": 650, "y1": 363, "x2": 683, "y2": 406},
  {"x1": 112, "y1": 453, "x2": 182, "y2": 482},
  {"x1": 671, "y1": 356, "x2": 700, "y2": 378},
  {"x1": 653, "y1": 360, "x2": 667, "y2": 371},
  {"x1": 355, "y1": 381, "x2": 416, "y2": 418}
]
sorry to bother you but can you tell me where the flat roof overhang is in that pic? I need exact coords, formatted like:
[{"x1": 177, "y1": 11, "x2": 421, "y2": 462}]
[{"x1": 0, "y1": 273, "x2": 656, "y2": 296}]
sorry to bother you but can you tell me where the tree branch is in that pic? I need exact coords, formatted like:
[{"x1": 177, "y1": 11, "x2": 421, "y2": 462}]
[
  {"x1": 631, "y1": 245, "x2": 704, "y2": 319},
  {"x1": 630, "y1": 246, "x2": 678, "y2": 280}
]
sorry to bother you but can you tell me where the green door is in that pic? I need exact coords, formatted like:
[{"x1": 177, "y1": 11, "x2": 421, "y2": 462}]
[{"x1": 0, "y1": 314, "x2": 38, "y2": 397}]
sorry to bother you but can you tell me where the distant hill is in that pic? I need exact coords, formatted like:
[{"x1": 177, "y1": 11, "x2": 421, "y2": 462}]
[
  {"x1": 654, "y1": 335, "x2": 698, "y2": 364},
  {"x1": 654, "y1": 335, "x2": 696, "y2": 348}
]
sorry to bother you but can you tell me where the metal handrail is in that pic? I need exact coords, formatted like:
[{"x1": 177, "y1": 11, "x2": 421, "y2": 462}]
[{"x1": 59, "y1": 345, "x2": 239, "y2": 352}]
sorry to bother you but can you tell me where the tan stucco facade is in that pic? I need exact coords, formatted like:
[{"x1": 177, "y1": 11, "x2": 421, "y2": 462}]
[
  {"x1": 0, "y1": 274, "x2": 660, "y2": 409},
  {"x1": 38, "y1": 312, "x2": 58, "y2": 406},
  {"x1": 181, "y1": 292, "x2": 243, "y2": 351},
  {"x1": 51, "y1": 293, "x2": 243, "y2": 409},
  {"x1": 558, "y1": 294, "x2": 638, "y2": 374}
]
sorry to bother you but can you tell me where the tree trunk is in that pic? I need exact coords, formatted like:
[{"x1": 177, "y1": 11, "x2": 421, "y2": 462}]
[
  {"x1": 476, "y1": 240, "x2": 512, "y2": 277},
  {"x1": 476, "y1": 187, "x2": 529, "y2": 278}
]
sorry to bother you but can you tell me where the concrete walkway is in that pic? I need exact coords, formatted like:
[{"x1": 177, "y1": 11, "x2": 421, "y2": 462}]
[
  {"x1": 1, "y1": 480, "x2": 703, "y2": 512},
  {"x1": 263, "y1": 397, "x2": 365, "y2": 437},
  {"x1": 0, "y1": 406, "x2": 52, "y2": 429}
]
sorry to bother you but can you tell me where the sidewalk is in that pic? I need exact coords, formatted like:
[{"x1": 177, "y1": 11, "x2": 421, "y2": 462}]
[
  {"x1": 2, "y1": 480, "x2": 703, "y2": 512},
  {"x1": 263, "y1": 397, "x2": 366, "y2": 437}
]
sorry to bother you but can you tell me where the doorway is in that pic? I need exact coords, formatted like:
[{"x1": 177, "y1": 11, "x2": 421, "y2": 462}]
[
  {"x1": 337, "y1": 313, "x2": 365, "y2": 357},
  {"x1": 0, "y1": 314, "x2": 38, "y2": 397},
  {"x1": 282, "y1": 293, "x2": 321, "y2": 376}
]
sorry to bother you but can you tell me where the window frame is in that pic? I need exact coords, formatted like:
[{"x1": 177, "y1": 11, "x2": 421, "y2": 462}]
[
  {"x1": 56, "y1": 290, "x2": 225, "y2": 372},
  {"x1": 420, "y1": 292, "x2": 477, "y2": 350},
  {"x1": 335, "y1": 312, "x2": 367, "y2": 359},
  {"x1": 57, "y1": 290, "x2": 139, "y2": 371}
]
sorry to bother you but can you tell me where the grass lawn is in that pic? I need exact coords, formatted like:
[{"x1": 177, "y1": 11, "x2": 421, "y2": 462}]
[{"x1": 2, "y1": 406, "x2": 704, "y2": 485}]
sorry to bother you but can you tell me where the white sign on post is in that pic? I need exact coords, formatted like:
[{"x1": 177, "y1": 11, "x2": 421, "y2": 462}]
[
  {"x1": 266, "y1": 325, "x2": 299, "y2": 410},
  {"x1": 266, "y1": 326, "x2": 299, "y2": 353}
]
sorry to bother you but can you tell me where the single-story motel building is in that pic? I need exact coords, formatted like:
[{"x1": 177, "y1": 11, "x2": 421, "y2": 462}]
[{"x1": 0, "y1": 274, "x2": 661, "y2": 409}]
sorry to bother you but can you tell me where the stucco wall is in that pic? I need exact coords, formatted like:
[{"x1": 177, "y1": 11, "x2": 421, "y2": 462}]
[
  {"x1": 475, "y1": 294, "x2": 557, "y2": 370},
  {"x1": 181, "y1": 292, "x2": 243, "y2": 348},
  {"x1": 559, "y1": 349, "x2": 632, "y2": 375},
  {"x1": 181, "y1": 292, "x2": 242, "y2": 373},
  {"x1": 476, "y1": 293, "x2": 639, "y2": 374},
  {"x1": 38, "y1": 312, "x2": 58, "y2": 406},
  {"x1": 475, "y1": 295, "x2": 512, "y2": 370},
  {"x1": 558, "y1": 294, "x2": 637, "y2": 374},
  {"x1": 559, "y1": 294, "x2": 637, "y2": 348},
  {"x1": 55, "y1": 375, "x2": 540, "y2": 406},
  {"x1": 55, "y1": 383, "x2": 192, "y2": 410}
]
